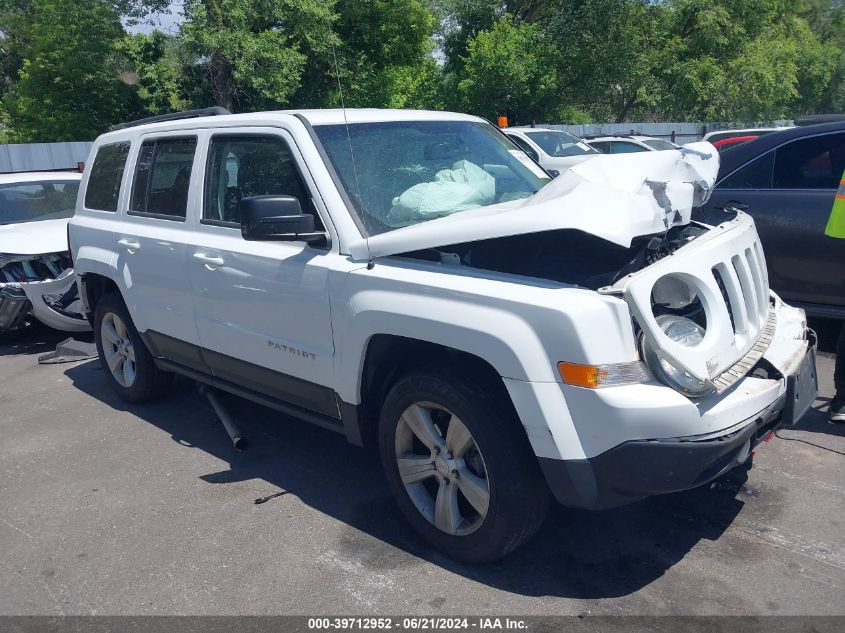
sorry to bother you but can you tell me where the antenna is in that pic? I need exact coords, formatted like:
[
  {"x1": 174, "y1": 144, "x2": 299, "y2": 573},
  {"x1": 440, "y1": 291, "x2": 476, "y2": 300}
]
[{"x1": 329, "y1": 40, "x2": 372, "y2": 269}]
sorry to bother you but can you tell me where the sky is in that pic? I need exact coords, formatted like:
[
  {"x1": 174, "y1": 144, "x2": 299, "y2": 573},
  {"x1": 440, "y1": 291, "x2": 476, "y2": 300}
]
[{"x1": 125, "y1": 0, "x2": 184, "y2": 35}]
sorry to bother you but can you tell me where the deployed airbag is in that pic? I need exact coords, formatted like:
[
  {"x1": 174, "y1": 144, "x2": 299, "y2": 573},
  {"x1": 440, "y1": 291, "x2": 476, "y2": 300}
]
[{"x1": 387, "y1": 160, "x2": 495, "y2": 226}]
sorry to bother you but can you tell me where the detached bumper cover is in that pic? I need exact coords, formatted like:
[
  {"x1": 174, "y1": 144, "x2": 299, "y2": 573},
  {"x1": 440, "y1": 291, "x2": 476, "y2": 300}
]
[{"x1": 0, "y1": 269, "x2": 91, "y2": 333}]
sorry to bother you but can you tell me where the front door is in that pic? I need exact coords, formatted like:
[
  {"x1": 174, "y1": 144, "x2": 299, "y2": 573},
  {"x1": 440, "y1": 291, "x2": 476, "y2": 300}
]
[{"x1": 186, "y1": 128, "x2": 338, "y2": 418}]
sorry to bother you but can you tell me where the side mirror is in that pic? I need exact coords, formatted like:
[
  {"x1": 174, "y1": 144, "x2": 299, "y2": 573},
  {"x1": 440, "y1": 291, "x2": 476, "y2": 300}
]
[{"x1": 239, "y1": 195, "x2": 325, "y2": 245}]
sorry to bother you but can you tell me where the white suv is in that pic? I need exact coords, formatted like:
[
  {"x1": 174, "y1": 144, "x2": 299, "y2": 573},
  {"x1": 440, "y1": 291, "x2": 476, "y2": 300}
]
[{"x1": 70, "y1": 108, "x2": 817, "y2": 562}]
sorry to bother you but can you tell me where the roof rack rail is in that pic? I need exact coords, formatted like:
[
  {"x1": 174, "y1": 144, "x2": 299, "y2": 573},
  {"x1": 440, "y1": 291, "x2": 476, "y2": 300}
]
[{"x1": 109, "y1": 107, "x2": 232, "y2": 132}]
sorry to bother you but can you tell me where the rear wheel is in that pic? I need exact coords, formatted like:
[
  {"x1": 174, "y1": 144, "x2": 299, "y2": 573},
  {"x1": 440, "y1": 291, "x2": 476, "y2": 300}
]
[
  {"x1": 94, "y1": 293, "x2": 170, "y2": 402},
  {"x1": 378, "y1": 366, "x2": 550, "y2": 562}
]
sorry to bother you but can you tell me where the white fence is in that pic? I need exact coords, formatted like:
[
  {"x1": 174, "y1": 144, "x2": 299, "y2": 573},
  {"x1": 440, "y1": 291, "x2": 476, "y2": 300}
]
[{"x1": 0, "y1": 142, "x2": 93, "y2": 173}]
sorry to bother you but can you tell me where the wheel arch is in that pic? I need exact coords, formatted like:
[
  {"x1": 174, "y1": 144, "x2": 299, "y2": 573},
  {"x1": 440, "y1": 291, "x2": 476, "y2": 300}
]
[
  {"x1": 351, "y1": 333, "x2": 533, "y2": 452},
  {"x1": 78, "y1": 272, "x2": 121, "y2": 326}
]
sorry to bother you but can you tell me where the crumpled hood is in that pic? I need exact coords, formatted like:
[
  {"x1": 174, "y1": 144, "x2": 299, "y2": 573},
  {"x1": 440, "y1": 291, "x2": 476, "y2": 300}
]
[
  {"x1": 348, "y1": 142, "x2": 720, "y2": 260},
  {"x1": 0, "y1": 218, "x2": 70, "y2": 255}
]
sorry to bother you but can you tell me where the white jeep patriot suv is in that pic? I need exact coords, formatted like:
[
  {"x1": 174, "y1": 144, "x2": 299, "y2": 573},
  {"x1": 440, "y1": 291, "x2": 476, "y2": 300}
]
[{"x1": 69, "y1": 108, "x2": 817, "y2": 562}]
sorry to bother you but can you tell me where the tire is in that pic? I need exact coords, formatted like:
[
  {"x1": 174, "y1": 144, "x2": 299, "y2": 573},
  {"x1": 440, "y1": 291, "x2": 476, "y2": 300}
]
[
  {"x1": 378, "y1": 365, "x2": 550, "y2": 563},
  {"x1": 93, "y1": 293, "x2": 170, "y2": 403}
]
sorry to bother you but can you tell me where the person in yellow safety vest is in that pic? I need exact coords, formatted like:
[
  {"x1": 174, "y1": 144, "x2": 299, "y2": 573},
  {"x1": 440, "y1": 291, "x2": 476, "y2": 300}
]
[{"x1": 827, "y1": 171, "x2": 845, "y2": 422}]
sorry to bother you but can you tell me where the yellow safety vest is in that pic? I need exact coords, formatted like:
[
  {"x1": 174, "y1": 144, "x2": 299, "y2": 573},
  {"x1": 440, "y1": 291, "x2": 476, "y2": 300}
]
[{"x1": 826, "y1": 173, "x2": 845, "y2": 238}]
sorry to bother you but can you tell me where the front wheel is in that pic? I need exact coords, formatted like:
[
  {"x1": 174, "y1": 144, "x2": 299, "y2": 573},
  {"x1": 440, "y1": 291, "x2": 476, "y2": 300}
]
[{"x1": 378, "y1": 366, "x2": 550, "y2": 562}]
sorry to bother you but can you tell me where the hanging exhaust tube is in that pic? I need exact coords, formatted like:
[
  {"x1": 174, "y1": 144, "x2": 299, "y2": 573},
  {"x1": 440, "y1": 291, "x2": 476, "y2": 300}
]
[{"x1": 198, "y1": 384, "x2": 248, "y2": 451}]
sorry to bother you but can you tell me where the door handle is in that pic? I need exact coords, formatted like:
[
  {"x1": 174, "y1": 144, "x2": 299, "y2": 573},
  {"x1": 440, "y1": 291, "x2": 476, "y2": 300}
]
[
  {"x1": 192, "y1": 252, "x2": 225, "y2": 269},
  {"x1": 117, "y1": 238, "x2": 140, "y2": 253}
]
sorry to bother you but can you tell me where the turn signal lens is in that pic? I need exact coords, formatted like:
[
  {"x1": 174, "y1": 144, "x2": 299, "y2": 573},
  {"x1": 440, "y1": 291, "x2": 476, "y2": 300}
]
[{"x1": 558, "y1": 361, "x2": 651, "y2": 389}]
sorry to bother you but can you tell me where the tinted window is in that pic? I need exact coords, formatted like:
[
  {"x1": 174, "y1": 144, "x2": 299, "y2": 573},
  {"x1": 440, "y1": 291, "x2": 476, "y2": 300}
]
[
  {"x1": 589, "y1": 141, "x2": 610, "y2": 153},
  {"x1": 720, "y1": 152, "x2": 774, "y2": 189},
  {"x1": 506, "y1": 134, "x2": 539, "y2": 161},
  {"x1": 130, "y1": 137, "x2": 197, "y2": 219},
  {"x1": 204, "y1": 135, "x2": 323, "y2": 230},
  {"x1": 610, "y1": 141, "x2": 648, "y2": 154},
  {"x1": 524, "y1": 130, "x2": 597, "y2": 157},
  {"x1": 773, "y1": 133, "x2": 845, "y2": 189},
  {"x1": 84, "y1": 142, "x2": 130, "y2": 211},
  {"x1": 0, "y1": 180, "x2": 79, "y2": 225}
]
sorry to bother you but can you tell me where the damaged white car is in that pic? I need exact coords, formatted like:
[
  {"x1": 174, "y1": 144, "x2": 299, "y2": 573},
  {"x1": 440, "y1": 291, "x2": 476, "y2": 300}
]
[
  {"x1": 70, "y1": 109, "x2": 817, "y2": 563},
  {"x1": 0, "y1": 171, "x2": 90, "y2": 337}
]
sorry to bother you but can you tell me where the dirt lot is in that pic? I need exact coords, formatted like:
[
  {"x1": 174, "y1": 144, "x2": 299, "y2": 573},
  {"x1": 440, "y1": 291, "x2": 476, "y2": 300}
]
[{"x1": 0, "y1": 320, "x2": 842, "y2": 616}]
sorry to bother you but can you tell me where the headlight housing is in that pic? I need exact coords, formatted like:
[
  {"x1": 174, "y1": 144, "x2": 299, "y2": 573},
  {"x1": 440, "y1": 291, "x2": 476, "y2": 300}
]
[
  {"x1": 640, "y1": 314, "x2": 714, "y2": 397},
  {"x1": 652, "y1": 275, "x2": 697, "y2": 309}
]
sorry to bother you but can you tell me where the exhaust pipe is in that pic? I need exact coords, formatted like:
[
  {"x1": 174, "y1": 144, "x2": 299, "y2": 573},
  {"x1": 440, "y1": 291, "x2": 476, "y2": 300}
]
[{"x1": 198, "y1": 384, "x2": 248, "y2": 451}]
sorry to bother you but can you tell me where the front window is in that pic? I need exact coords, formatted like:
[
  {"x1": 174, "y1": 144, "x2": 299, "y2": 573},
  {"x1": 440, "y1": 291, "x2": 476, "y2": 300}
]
[
  {"x1": 523, "y1": 130, "x2": 598, "y2": 157},
  {"x1": 0, "y1": 180, "x2": 80, "y2": 225},
  {"x1": 314, "y1": 120, "x2": 550, "y2": 236}
]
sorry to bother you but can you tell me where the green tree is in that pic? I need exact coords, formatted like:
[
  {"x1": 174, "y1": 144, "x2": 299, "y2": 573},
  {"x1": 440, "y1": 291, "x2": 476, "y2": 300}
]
[
  {"x1": 181, "y1": 0, "x2": 338, "y2": 112},
  {"x1": 661, "y1": 0, "x2": 836, "y2": 121},
  {"x1": 322, "y1": 0, "x2": 442, "y2": 109},
  {"x1": 119, "y1": 31, "x2": 188, "y2": 115},
  {"x1": 4, "y1": 0, "x2": 143, "y2": 141},
  {"x1": 457, "y1": 15, "x2": 557, "y2": 124}
]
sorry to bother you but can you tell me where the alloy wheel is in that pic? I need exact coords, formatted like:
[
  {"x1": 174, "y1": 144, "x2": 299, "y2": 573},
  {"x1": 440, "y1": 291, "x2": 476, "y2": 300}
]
[
  {"x1": 100, "y1": 312, "x2": 137, "y2": 388},
  {"x1": 394, "y1": 401, "x2": 490, "y2": 536}
]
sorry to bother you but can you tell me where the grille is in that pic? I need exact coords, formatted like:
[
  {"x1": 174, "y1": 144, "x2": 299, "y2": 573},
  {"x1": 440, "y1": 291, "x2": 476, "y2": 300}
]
[
  {"x1": 711, "y1": 240, "x2": 769, "y2": 343},
  {"x1": 710, "y1": 238, "x2": 772, "y2": 391}
]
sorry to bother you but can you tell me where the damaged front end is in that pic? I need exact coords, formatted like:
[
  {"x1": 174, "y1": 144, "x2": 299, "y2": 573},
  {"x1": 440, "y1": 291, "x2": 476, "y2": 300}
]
[{"x1": 0, "y1": 252, "x2": 90, "y2": 334}]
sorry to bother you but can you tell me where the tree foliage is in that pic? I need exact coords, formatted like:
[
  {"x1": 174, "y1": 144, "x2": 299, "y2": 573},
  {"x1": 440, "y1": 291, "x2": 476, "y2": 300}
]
[
  {"x1": 2, "y1": 0, "x2": 845, "y2": 141},
  {"x1": 3, "y1": 0, "x2": 143, "y2": 141},
  {"x1": 457, "y1": 16, "x2": 556, "y2": 124}
]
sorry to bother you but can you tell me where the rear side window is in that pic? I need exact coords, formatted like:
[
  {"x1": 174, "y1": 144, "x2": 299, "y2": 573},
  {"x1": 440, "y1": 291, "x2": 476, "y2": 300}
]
[
  {"x1": 130, "y1": 137, "x2": 197, "y2": 219},
  {"x1": 203, "y1": 135, "x2": 323, "y2": 230},
  {"x1": 84, "y1": 142, "x2": 130, "y2": 211},
  {"x1": 720, "y1": 152, "x2": 774, "y2": 189},
  {"x1": 773, "y1": 132, "x2": 845, "y2": 189},
  {"x1": 589, "y1": 141, "x2": 610, "y2": 153}
]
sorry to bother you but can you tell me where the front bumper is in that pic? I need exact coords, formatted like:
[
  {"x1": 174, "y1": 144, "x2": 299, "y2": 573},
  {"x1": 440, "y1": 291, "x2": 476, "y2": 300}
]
[
  {"x1": 538, "y1": 321, "x2": 817, "y2": 511},
  {"x1": 539, "y1": 399, "x2": 782, "y2": 510}
]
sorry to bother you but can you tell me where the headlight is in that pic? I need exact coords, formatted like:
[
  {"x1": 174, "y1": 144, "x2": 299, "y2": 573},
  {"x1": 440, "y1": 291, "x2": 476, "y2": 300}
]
[
  {"x1": 640, "y1": 315, "x2": 713, "y2": 397},
  {"x1": 652, "y1": 275, "x2": 697, "y2": 309}
]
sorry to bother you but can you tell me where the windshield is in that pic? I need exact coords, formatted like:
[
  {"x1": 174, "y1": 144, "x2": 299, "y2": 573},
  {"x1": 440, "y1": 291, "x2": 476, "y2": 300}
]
[
  {"x1": 523, "y1": 130, "x2": 598, "y2": 157},
  {"x1": 314, "y1": 120, "x2": 550, "y2": 236},
  {"x1": 0, "y1": 180, "x2": 79, "y2": 225},
  {"x1": 642, "y1": 139, "x2": 678, "y2": 151}
]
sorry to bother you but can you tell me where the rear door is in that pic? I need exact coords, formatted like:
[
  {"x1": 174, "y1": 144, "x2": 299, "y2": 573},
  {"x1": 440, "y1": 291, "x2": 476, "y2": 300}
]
[
  {"x1": 185, "y1": 127, "x2": 338, "y2": 417},
  {"x1": 116, "y1": 132, "x2": 202, "y2": 363},
  {"x1": 708, "y1": 131, "x2": 845, "y2": 310}
]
